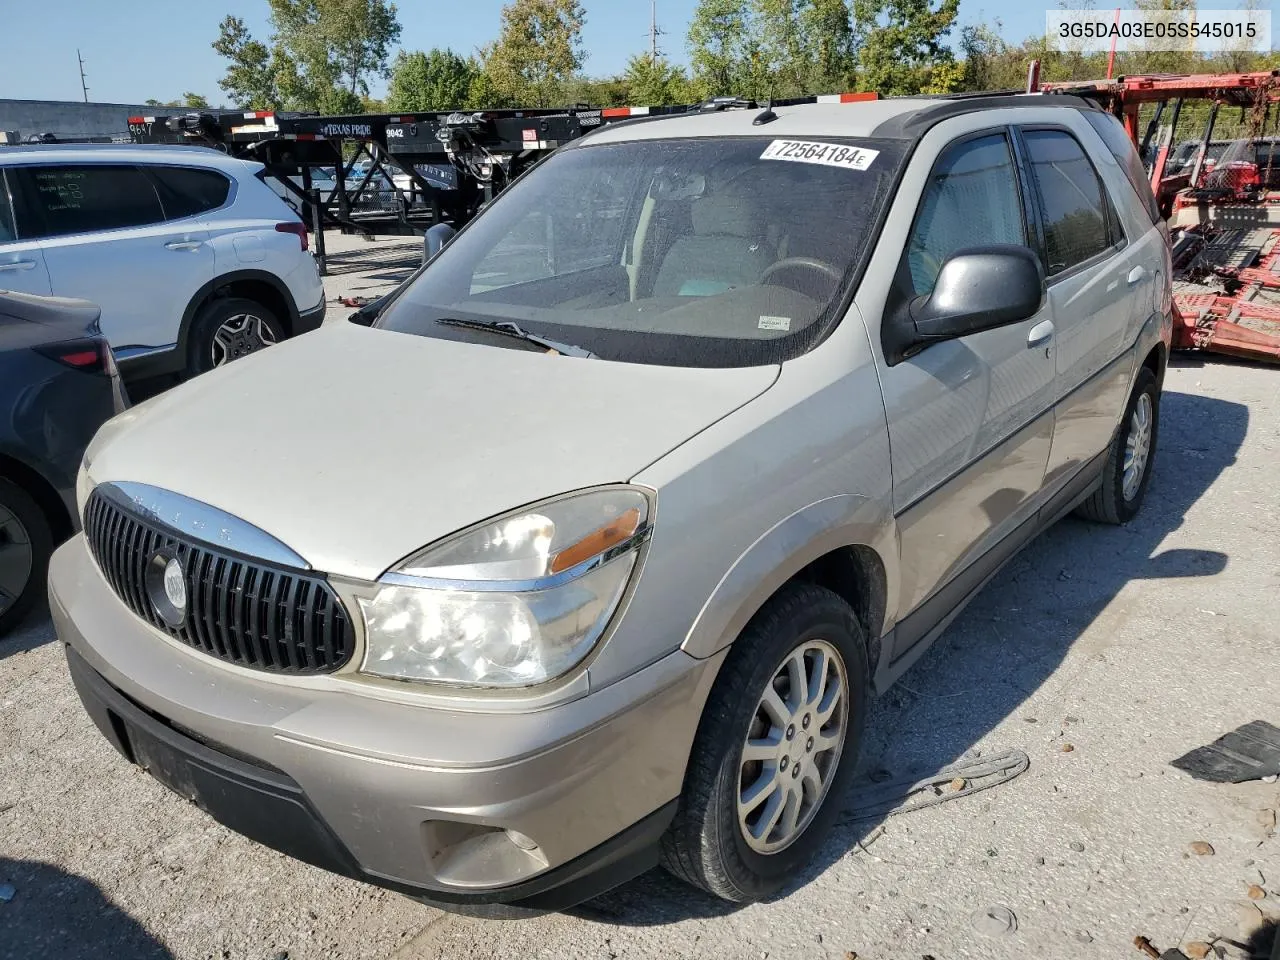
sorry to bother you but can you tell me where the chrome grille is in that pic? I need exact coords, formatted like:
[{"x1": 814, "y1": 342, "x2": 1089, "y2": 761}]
[{"x1": 83, "y1": 488, "x2": 353, "y2": 674}]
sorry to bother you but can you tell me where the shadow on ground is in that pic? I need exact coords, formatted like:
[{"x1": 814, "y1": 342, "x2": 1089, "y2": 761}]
[
  {"x1": 319, "y1": 242, "x2": 422, "y2": 276},
  {"x1": 574, "y1": 386, "x2": 1248, "y2": 925},
  {"x1": 0, "y1": 859, "x2": 174, "y2": 960}
]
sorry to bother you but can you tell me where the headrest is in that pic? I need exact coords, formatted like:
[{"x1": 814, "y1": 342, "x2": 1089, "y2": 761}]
[{"x1": 691, "y1": 193, "x2": 760, "y2": 239}]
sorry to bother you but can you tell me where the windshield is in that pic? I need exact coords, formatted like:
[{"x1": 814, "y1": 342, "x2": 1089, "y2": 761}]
[{"x1": 378, "y1": 135, "x2": 905, "y2": 367}]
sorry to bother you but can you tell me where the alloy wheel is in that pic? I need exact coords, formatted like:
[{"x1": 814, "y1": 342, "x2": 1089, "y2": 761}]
[
  {"x1": 211, "y1": 313, "x2": 278, "y2": 367},
  {"x1": 737, "y1": 639, "x2": 848, "y2": 854},
  {"x1": 0, "y1": 503, "x2": 32, "y2": 617},
  {"x1": 1122, "y1": 392, "x2": 1153, "y2": 502}
]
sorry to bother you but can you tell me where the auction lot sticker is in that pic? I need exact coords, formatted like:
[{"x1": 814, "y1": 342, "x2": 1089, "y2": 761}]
[{"x1": 761, "y1": 140, "x2": 879, "y2": 170}]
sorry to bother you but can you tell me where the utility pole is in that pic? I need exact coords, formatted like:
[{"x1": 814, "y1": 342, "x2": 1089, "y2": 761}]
[
  {"x1": 648, "y1": 0, "x2": 665, "y2": 64},
  {"x1": 77, "y1": 49, "x2": 89, "y2": 102}
]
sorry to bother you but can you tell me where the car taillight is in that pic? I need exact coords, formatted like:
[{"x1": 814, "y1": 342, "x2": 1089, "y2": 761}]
[
  {"x1": 275, "y1": 221, "x2": 309, "y2": 252},
  {"x1": 35, "y1": 336, "x2": 117, "y2": 376}
]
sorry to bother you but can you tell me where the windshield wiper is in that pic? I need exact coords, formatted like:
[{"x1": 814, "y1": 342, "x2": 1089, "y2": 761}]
[{"x1": 434, "y1": 317, "x2": 597, "y2": 359}]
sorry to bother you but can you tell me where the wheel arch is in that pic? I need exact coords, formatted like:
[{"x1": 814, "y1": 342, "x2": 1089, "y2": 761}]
[
  {"x1": 0, "y1": 452, "x2": 73, "y2": 542},
  {"x1": 1141, "y1": 338, "x2": 1167, "y2": 391},
  {"x1": 680, "y1": 495, "x2": 895, "y2": 677},
  {"x1": 178, "y1": 270, "x2": 301, "y2": 359}
]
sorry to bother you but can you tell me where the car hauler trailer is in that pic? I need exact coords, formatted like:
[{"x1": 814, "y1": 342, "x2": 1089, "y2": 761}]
[
  {"x1": 1042, "y1": 71, "x2": 1280, "y2": 365},
  {"x1": 124, "y1": 95, "x2": 881, "y2": 271}
]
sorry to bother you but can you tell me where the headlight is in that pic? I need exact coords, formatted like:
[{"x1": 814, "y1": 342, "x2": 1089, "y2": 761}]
[{"x1": 359, "y1": 487, "x2": 650, "y2": 688}]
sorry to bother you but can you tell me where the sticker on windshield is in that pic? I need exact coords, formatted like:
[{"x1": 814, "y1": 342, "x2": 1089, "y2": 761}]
[
  {"x1": 758, "y1": 315, "x2": 791, "y2": 331},
  {"x1": 760, "y1": 140, "x2": 878, "y2": 171}
]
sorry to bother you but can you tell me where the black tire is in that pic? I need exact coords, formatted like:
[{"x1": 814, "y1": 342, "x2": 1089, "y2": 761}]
[
  {"x1": 186, "y1": 297, "x2": 286, "y2": 377},
  {"x1": 1076, "y1": 367, "x2": 1159, "y2": 525},
  {"x1": 0, "y1": 478, "x2": 54, "y2": 636},
  {"x1": 660, "y1": 582, "x2": 869, "y2": 903}
]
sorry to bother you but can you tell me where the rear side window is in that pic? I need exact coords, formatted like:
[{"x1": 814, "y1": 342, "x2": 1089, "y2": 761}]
[
  {"x1": 1022, "y1": 131, "x2": 1112, "y2": 276},
  {"x1": 905, "y1": 133, "x2": 1027, "y2": 297},
  {"x1": 147, "y1": 166, "x2": 231, "y2": 220},
  {"x1": 11, "y1": 165, "x2": 165, "y2": 239},
  {"x1": 1083, "y1": 111, "x2": 1161, "y2": 225}
]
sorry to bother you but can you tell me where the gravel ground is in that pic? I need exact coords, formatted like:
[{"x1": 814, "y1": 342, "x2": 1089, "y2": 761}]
[{"x1": 2, "y1": 241, "x2": 1277, "y2": 959}]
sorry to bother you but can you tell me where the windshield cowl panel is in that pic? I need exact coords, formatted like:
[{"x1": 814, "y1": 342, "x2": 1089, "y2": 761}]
[{"x1": 380, "y1": 135, "x2": 906, "y2": 368}]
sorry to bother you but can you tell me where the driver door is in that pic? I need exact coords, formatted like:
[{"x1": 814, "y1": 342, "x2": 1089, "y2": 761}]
[{"x1": 878, "y1": 131, "x2": 1057, "y2": 650}]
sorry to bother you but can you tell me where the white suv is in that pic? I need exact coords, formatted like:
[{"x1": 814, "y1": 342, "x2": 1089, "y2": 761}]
[{"x1": 0, "y1": 144, "x2": 325, "y2": 380}]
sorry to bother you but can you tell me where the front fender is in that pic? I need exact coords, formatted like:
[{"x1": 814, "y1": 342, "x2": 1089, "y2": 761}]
[{"x1": 680, "y1": 494, "x2": 897, "y2": 662}]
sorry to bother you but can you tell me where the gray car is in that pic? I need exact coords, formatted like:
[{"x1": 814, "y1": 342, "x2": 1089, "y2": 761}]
[
  {"x1": 50, "y1": 93, "x2": 1171, "y2": 912},
  {"x1": 1, "y1": 290, "x2": 127, "y2": 635}
]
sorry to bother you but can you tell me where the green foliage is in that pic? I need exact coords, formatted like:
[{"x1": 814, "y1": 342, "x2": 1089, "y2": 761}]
[
  {"x1": 562, "y1": 74, "x2": 633, "y2": 107},
  {"x1": 851, "y1": 0, "x2": 961, "y2": 96},
  {"x1": 213, "y1": 16, "x2": 278, "y2": 109},
  {"x1": 687, "y1": 0, "x2": 754, "y2": 98},
  {"x1": 801, "y1": 0, "x2": 857, "y2": 93},
  {"x1": 213, "y1": 0, "x2": 400, "y2": 110},
  {"x1": 686, "y1": 0, "x2": 857, "y2": 100},
  {"x1": 623, "y1": 55, "x2": 693, "y2": 105},
  {"x1": 387, "y1": 49, "x2": 480, "y2": 111},
  {"x1": 481, "y1": 0, "x2": 587, "y2": 107}
]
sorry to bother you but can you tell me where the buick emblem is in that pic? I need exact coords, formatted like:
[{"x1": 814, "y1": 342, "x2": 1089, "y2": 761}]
[
  {"x1": 146, "y1": 553, "x2": 188, "y2": 628},
  {"x1": 163, "y1": 558, "x2": 187, "y2": 611}
]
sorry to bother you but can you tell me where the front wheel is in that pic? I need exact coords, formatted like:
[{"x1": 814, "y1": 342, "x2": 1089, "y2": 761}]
[
  {"x1": 1076, "y1": 367, "x2": 1159, "y2": 525},
  {"x1": 660, "y1": 582, "x2": 869, "y2": 903},
  {"x1": 187, "y1": 298, "x2": 285, "y2": 377}
]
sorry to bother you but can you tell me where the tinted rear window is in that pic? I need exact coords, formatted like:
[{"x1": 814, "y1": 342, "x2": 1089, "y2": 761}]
[
  {"x1": 1023, "y1": 130, "x2": 1112, "y2": 275},
  {"x1": 148, "y1": 166, "x2": 231, "y2": 220},
  {"x1": 12, "y1": 164, "x2": 165, "y2": 239},
  {"x1": 1084, "y1": 111, "x2": 1161, "y2": 224}
]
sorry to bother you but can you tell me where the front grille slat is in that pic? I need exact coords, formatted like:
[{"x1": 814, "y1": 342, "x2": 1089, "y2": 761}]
[{"x1": 83, "y1": 489, "x2": 353, "y2": 675}]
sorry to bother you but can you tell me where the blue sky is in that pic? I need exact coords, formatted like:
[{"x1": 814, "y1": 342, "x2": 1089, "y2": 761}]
[{"x1": 3, "y1": 0, "x2": 1045, "y2": 106}]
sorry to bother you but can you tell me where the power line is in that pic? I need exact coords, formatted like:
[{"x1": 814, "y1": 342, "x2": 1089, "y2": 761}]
[
  {"x1": 77, "y1": 49, "x2": 89, "y2": 103},
  {"x1": 648, "y1": 0, "x2": 666, "y2": 63}
]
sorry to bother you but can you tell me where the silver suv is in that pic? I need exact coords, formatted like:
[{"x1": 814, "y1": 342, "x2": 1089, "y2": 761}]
[{"x1": 51, "y1": 94, "x2": 1171, "y2": 911}]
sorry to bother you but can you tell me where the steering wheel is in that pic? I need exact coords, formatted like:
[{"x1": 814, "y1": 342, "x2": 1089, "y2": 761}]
[{"x1": 761, "y1": 256, "x2": 842, "y2": 287}]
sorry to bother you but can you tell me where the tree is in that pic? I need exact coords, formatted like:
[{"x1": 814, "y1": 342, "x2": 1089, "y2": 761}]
[
  {"x1": 480, "y1": 0, "x2": 587, "y2": 107},
  {"x1": 851, "y1": 0, "x2": 961, "y2": 96},
  {"x1": 213, "y1": 0, "x2": 400, "y2": 110},
  {"x1": 688, "y1": 1, "x2": 856, "y2": 101},
  {"x1": 387, "y1": 49, "x2": 479, "y2": 111},
  {"x1": 957, "y1": 22, "x2": 1031, "y2": 91},
  {"x1": 624, "y1": 55, "x2": 692, "y2": 105},
  {"x1": 183, "y1": 92, "x2": 210, "y2": 108},
  {"x1": 755, "y1": 0, "x2": 808, "y2": 97},
  {"x1": 800, "y1": 0, "x2": 857, "y2": 93},
  {"x1": 270, "y1": 0, "x2": 401, "y2": 98},
  {"x1": 213, "y1": 15, "x2": 278, "y2": 108},
  {"x1": 688, "y1": 0, "x2": 754, "y2": 99}
]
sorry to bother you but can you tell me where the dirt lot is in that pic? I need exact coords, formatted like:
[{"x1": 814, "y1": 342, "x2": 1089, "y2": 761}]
[{"x1": 2, "y1": 244, "x2": 1277, "y2": 959}]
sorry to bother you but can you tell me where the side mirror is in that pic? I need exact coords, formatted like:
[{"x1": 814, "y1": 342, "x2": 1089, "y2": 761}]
[
  {"x1": 910, "y1": 245, "x2": 1045, "y2": 343},
  {"x1": 423, "y1": 223, "x2": 456, "y2": 263}
]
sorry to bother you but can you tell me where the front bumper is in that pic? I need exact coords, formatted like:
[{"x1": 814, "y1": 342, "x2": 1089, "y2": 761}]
[{"x1": 50, "y1": 536, "x2": 723, "y2": 909}]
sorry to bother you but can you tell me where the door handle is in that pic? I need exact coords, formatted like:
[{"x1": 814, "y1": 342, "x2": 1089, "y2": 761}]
[
  {"x1": 164, "y1": 240, "x2": 204, "y2": 251},
  {"x1": 1027, "y1": 319, "x2": 1055, "y2": 348},
  {"x1": 0, "y1": 260, "x2": 37, "y2": 272},
  {"x1": 1127, "y1": 265, "x2": 1147, "y2": 284}
]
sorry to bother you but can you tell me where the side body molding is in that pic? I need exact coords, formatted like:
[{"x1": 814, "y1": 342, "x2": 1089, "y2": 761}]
[{"x1": 680, "y1": 494, "x2": 895, "y2": 664}]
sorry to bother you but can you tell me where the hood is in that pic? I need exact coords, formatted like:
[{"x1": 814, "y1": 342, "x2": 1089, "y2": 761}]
[{"x1": 88, "y1": 323, "x2": 777, "y2": 580}]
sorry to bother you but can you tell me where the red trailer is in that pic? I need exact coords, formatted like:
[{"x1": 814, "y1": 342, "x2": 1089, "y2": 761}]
[{"x1": 1044, "y1": 71, "x2": 1280, "y2": 364}]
